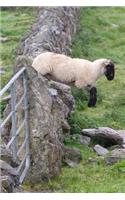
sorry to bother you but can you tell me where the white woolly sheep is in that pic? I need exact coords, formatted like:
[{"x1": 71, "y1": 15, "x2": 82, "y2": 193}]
[{"x1": 32, "y1": 52, "x2": 115, "y2": 107}]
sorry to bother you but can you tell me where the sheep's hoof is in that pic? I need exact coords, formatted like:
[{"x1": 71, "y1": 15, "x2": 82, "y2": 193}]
[{"x1": 88, "y1": 101, "x2": 96, "y2": 107}]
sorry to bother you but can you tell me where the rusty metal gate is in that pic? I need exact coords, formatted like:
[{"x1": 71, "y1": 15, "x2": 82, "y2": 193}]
[{"x1": 0, "y1": 67, "x2": 30, "y2": 183}]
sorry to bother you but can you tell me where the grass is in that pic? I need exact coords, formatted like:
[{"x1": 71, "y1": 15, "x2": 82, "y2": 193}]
[
  {"x1": 70, "y1": 7, "x2": 125, "y2": 132},
  {"x1": 0, "y1": 7, "x2": 37, "y2": 112},
  {"x1": 0, "y1": 7, "x2": 37, "y2": 88},
  {"x1": 1, "y1": 7, "x2": 125, "y2": 193},
  {"x1": 23, "y1": 142, "x2": 125, "y2": 193}
]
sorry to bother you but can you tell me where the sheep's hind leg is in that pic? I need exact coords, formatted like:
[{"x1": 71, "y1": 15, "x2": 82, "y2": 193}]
[{"x1": 88, "y1": 87, "x2": 97, "y2": 107}]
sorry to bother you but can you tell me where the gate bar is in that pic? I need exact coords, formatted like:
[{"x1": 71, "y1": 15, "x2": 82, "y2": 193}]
[{"x1": 0, "y1": 67, "x2": 26, "y2": 97}]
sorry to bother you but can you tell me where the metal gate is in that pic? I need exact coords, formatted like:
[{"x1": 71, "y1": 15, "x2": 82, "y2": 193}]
[{"x1": 0, "y1": 67, "x2": 30, "y2": 183}]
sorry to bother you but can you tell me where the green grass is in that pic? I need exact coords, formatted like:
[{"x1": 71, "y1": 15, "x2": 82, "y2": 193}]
[
  {"x1": 23, "y1": 142, "x2": 125, "y2": 193},
  {"x1": 70, "y1": 7, "x2": 125, "y2": 132},
  {"x1": 0, "y1": 8, "x2": 37, "y2": 112},
  {"x1": 1, "y1": 7, "x2": 125, "y2": 193},
  {"x1": 0, "y1": 7, "x2": 37, "y2": 88}
]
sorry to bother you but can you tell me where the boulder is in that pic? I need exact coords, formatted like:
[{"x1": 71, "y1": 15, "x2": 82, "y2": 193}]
[
  {"x1": 105, "y1": 156, "x2": 121, "y2": 165},
  {"x1": 93, "y1": 144, "x2": 109, "y2": 156},
  {"x1": 78, "y1": 135, "x2": 91, "y2": 146},
  {"x1": 110, "y1": 148, "x2": 125, "y2": 158},
  {"x1": 82, "y1": 127, "x2": 123, "y2": 147},
  {"x1": 63, "y1": 146, "x2": 82, "y2": 167},
  {"x1": 117, "y1": 130, "x2": 125, "y2": 147},
  {"x1": 105, "y1": 148, "x2": 125, "y2": 165}
]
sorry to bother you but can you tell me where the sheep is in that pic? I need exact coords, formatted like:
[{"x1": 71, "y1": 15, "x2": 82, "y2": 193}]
[{"x1": 32, "y1": 52, "x2": 115, "y2": 107}]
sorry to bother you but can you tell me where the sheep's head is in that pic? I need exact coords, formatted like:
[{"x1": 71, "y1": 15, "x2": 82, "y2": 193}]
[{"x1": 104, "y1": 60, "x2": 115, "y2": 81}]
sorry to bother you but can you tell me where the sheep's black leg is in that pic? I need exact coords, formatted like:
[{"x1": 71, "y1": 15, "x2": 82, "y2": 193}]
[{"x1": 88, "y1": 87, "x2": 97, "y2": 107}]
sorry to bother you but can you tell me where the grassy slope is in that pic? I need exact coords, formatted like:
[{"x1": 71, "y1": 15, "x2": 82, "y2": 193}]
[
  {"x1": 70, "y1": 7, "x2": 125, "y2": 132},
  {"x1": 1, "y1": 7, "x2": 125, "y2": 193},
  {"x1": 0, "y1": 7, "x2": 37, "y2": 88}
]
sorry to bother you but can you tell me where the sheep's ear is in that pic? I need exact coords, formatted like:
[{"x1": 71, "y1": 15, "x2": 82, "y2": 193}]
[{"x1": 103, "y1": 59, "x2": 111, "y2": 66}]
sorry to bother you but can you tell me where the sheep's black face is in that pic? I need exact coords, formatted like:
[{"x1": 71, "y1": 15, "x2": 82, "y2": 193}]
[{"x1": 104, "y1": 62, "x2": 115, "y2": 81}]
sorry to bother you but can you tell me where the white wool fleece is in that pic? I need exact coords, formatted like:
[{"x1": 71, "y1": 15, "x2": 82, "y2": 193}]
[{"x1": 32, "y1": 52, "x2": 110, "y2": 89}]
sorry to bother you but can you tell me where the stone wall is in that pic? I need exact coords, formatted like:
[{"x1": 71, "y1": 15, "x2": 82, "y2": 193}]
[
  {"x1": 17, "y1": 7, "x2": 80, "y2": 58},
  {"x1": 2, "y1": 7, "x2": 80, "y2": 185}
]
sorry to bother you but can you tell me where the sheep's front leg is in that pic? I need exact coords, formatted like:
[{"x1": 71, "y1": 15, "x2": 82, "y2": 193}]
[
  {"x1": 75, "y1": 80, "x2": 97, "y2": 107},
  {"x1": 88, "y1": 87, "x2": 97, "y2": 107}
]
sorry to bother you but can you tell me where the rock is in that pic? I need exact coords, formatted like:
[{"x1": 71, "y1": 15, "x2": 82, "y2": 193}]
[
  {"x1": 0, "y1": 176, "x2": 14, "y2": 193},
  {"x1": 117, "y1": 130, "x2": 125, "y2": 141},
  {"x1": 105, "y1": 148, "x2": 125, "y2": 165},
  {"x1": 63, "y1": 146, "x2": 82, "y2": 167},
  {"x1": 64, "y1": 160, "x2": 79, "y2": 168},
  {"x1": 111, "y1": 148, "x2": 125, "y2": 158},
  {"x1": 0, "y1": 68, "x2": 6, "y2": 74},
  {"x1": 0, "y1": 145, "x2": 19, "y2": 192},
  {"x1": 78, "y1": 135, "x2": 91, "y2": 146},
  {"x1": 0, "y1": 95, "x2": 11, "y2": 102},
  {"x1": 82, "y1": 127, "x2": 123, "y2": 147},
  {"x1": 117, "y1": 130, "x2": 125, "y2": 147},
  {"x1": 0, "y1": 36, "x2": 8, "y2": 42},
  {"x1": 13, "y1": 186, "x2": 29, "y2": 193},
  {"x1": 93, "y1": 144, "x2": 109, "y2": 156},
  {"x1": 105, "y1": 156, "x2": 121, "y2": 165},
  {"x1": 17, "y1": 7, "x2": 80, "y2": 58},
  {"x1": 111, "y1": 23, "x2": 119, "y2": 28},
  {"x1": 48, "y1": 88, "x2": 58, "y2": 97},
  {"x1": 49, "y1": 81, "x2": 75, "y2": 113},
  {"x1": 0, "y1": 160, "x2": 18, "y2": 176},
  {"x1": 109, "y1": 144, "x2": 121, "y2": 151},
  {"x1": 88, "y1": 156, "x2": 104, "y2": 164},
  {"x1": 122, "y1": 144, "x2": 125, "y2": 149},
  {"x1": 0, "y1": 145, "x2": 12, "y2": 163},
  {"x1": 88, "y1": 157, "x2": 98, "y2": 164}
]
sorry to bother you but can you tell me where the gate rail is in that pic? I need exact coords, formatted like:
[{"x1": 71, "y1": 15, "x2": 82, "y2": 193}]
[{"x1": 0, "y1": 67, "x2": 30, "y2": 183}]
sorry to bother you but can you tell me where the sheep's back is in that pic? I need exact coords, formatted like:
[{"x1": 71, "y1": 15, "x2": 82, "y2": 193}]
[
  {"x1": 71, "y1": 58, "x2": 92, "y2": 79},
  {"x1": 51, "y1": 55, "x2": 78, "y2": 83}
]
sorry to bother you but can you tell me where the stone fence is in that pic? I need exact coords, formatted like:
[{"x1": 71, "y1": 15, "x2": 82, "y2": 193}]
[{"x1": 1, "y1": 7, "x2": 80, "y2": 188}]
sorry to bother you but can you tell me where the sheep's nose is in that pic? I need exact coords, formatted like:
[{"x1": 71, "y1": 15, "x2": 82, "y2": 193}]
[{"x1": 108, "y1": 73, "x2": 114, "y2": 80}]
